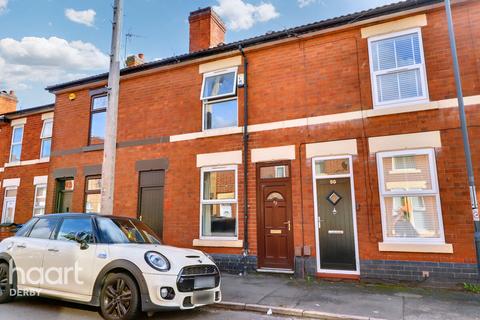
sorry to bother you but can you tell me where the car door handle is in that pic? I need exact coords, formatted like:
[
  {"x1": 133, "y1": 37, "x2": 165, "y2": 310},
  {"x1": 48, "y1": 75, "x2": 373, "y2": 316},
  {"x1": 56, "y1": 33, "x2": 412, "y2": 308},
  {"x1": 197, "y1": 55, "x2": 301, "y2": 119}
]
[
  {"x1": 16, "y1": 244, "x2": 26, "y2": 249},
  {"x1": 48, "y1": 248, "x2": 59, "y2": 253}
]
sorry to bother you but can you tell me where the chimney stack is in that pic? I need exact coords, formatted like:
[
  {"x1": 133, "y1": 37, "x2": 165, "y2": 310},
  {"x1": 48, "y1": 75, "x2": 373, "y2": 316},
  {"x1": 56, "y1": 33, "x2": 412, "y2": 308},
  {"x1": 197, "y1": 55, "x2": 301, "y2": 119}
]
[
  {"x1": 189, "y1": 7, "x2": 226, "y2": 53},
  {"x1": 0, "y1": 90, "x2": 17, "y2": 115}
]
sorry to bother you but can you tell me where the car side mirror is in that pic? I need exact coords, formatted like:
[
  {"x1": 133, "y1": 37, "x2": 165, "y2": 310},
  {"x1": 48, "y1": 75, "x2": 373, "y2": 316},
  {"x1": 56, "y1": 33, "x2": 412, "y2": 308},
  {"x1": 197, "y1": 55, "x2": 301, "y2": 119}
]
[{"x1": 75, "y1": 231, "x2": 90, "y2": 250}]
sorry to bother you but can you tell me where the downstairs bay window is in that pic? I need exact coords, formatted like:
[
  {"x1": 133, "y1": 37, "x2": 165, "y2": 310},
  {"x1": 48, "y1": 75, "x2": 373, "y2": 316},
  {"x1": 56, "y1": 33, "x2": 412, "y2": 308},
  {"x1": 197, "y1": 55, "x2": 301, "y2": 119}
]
[
  {"x1": 376, "y1": 149, "x2": 445, "y2": 243},
  {"x1": 200, "y1": 166, "x2": 238, "y2": 239}
]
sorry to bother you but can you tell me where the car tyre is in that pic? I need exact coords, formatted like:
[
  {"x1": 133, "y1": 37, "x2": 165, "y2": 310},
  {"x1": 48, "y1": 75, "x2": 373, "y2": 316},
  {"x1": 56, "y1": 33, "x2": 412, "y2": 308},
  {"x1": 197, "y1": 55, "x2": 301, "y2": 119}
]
[
  {"x1": 99, "y1": 273, "x2": 142, "y2": 320},
  {"x1": 0, "y1": 262, "x2": 15, "y2": 304}
]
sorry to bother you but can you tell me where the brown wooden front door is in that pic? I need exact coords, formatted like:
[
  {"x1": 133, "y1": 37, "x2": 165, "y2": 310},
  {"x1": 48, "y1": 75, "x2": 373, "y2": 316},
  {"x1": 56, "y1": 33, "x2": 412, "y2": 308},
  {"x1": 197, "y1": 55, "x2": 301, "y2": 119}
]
[{"x1": 257, "y1": 162, "x2": 294, "y2": 270}]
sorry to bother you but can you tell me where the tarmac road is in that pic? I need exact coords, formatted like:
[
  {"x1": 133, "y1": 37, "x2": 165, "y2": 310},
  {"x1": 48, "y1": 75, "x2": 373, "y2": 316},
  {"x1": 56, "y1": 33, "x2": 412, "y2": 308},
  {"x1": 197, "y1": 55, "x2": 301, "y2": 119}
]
[{"x1": 0, "y1": 297, "x2": 299, "y2": 320}]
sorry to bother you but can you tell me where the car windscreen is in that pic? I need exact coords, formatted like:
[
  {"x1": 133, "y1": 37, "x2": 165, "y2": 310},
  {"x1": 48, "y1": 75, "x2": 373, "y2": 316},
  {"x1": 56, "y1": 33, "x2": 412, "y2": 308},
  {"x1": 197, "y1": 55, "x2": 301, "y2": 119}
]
[{"x1": 96, "y1": 217, "x2": 162, "y2": 244}]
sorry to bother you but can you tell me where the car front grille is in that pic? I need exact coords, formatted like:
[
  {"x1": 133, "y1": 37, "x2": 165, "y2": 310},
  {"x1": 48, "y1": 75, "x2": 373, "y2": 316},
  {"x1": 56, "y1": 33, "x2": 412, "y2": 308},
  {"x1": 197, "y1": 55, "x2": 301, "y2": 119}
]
[
  {"x1": 181, "y1": 265, "x2": 218, "y2": 276},
  {"x1": 177, "y1": 264, "x2": 220, "y2": 293}
]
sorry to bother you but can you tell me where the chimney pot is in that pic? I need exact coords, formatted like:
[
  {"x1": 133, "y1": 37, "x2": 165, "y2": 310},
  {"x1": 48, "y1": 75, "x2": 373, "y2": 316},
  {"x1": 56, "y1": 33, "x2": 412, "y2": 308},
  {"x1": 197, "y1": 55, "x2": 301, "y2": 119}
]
[
  {"x1": 189, "y1": 7, "x2": 226, "y2": 53},
  {"x1": 126, "y1": 54, "x2": 145, "y2": 68}
]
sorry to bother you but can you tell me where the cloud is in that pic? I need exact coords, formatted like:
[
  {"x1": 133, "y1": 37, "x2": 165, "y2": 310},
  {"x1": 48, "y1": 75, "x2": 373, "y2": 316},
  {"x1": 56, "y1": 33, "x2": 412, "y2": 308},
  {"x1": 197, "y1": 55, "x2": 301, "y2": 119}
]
[
  {"x1": 214, "y1": 0, "x2": 279, "y2": 31},
  {"x1": 297, "y1": 0, "x2": 327, "y2": 8},
  {"x1": 0, "y1": 0, "x2": 8, "y2": 13},
  {"x1": 0, "y1": 36, "x2": 109, "y2": 91},
  {"x1": 65, "y1": 8, "x2": 96, "y2": 27},
  {"x1": 298, "y1": 0, "x2": 316, "y2": 8}
]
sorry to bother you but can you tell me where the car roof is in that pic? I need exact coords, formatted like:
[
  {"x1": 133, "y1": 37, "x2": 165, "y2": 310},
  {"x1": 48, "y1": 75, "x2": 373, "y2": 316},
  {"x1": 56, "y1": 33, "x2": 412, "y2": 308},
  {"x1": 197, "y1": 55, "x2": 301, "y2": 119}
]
[{"x1": 36, "y1": 213, "x2": 134, "y2": 219}]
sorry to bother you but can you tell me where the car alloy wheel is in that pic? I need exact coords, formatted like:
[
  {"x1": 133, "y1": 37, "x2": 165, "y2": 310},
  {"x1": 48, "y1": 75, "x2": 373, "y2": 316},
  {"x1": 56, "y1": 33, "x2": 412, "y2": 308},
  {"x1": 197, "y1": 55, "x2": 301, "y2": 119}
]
[
  {"x1": 100, "y1": 273, "x2": 141, "y2": 320},
  {"x1": 0, "y1": 262, "x2": 14, "y2": 303}
]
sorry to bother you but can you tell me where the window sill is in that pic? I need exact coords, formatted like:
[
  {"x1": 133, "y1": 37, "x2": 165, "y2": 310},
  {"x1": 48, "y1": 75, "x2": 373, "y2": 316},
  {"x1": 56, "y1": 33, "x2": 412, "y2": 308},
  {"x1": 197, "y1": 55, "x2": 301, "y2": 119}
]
[
  {"x1": 4, "y1": 158, "x2": 50, "y2": 167},
  {"x1": 366, "y1": 100, "x2": 435, "y2": 118},
  {"x1": 170, "y1": 127, "x2": 242, "y2": 142},
  {"x1": 378, "y1": 242, "x2": 453, "y2": 253},
  {"x1": 193, "y1": 239, "x2": 243, "y2": 248},
  {"x1": 82, "y1": 144, "x2": 104, "y2": 152}
]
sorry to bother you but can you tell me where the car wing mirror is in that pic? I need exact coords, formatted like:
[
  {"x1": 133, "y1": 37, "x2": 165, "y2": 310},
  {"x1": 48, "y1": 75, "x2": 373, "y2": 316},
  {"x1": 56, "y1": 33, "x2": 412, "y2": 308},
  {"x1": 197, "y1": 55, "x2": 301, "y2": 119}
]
[{"x1": 75, "y1": 231, "x2": 90, "y2": 250}]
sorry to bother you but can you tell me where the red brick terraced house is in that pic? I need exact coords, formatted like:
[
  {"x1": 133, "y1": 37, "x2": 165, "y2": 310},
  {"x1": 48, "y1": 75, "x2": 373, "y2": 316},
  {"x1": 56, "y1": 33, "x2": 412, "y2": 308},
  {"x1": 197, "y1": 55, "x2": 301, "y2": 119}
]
[
  {"x1": 8, "y1": 0, "x2": 475, "y2": 283},
  {"x1": 0, "y1": 91, "x2": 54, "y2": 227}
]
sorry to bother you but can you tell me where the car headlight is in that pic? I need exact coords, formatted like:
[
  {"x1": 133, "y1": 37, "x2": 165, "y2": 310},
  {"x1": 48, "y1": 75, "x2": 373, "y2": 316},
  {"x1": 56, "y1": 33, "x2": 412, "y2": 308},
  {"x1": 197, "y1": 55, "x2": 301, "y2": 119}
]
[{"x1": 145, "y1": 251, "x2": 170, "y2": 272}]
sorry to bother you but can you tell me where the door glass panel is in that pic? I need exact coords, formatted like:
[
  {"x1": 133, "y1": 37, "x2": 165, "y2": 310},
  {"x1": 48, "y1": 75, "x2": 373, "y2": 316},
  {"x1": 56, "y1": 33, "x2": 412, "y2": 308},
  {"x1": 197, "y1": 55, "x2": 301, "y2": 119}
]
[
  {"x1": 267, "y1": 192, "x2": 284, "y2": 201},
  {"x1": 315, "y1": 158, "x2": 350, "y2": 176},
  {"x1": 260, "y1": 165, "x2": 289, "y2": 179}
]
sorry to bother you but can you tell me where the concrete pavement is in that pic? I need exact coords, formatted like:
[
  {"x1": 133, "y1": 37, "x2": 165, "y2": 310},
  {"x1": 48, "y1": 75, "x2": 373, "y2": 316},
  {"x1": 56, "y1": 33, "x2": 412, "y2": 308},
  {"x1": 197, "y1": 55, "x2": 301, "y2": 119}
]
[{"x1": 219, "y1": 273, "x2": 480, "y2": 320}]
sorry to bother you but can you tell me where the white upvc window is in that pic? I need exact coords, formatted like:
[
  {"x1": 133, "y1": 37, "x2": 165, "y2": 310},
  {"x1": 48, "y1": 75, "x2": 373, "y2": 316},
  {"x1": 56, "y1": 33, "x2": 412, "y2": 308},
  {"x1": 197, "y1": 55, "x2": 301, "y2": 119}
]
[
  {"x1": 1, "y1": 187, "x2": 17, "y2": 224},
  {"x1": 200, "y1": 67, "x2": 238, "y2": 131},
  {"x1": 376, "y1": 149, "x2": 445, "y2": 244},
  {"x1": 368, "y1": 28, "x2": 429, "y2": 107},
  {"x1": 9, "y1": 125, "x2": 24, "y2": 163},
  {"x1": 33, "y1": 184, "x2": 47, "y2": 216},
  {"x1": 200, "y1": 165, "x2": 238, "y2": 239},
  {"x1": 40, "y1": 119, "x2": 53, "y2": 159}
]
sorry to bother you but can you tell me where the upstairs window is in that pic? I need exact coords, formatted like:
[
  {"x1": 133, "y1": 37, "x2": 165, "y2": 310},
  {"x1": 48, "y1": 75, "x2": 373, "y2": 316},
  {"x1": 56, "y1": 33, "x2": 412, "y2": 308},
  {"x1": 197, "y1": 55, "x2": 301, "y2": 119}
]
[
  {"x1": 9, "y1": 125, "x2": 24, "y2": 163},
  {"x1": 201, "y1": 68, "x2": 238, "y2": 130},
  {"x1": 368, "y1": 28, "x2": 428, "y2": 107},
  {"x1": 40, "y1": 119, "x2": 53, "y2": 159},
  {"x1": 90, "y1": 95, "x2": 107, "y2": 145},
  {"x1": 376, "y1": 149, "x2": 444, "y2": 243}
]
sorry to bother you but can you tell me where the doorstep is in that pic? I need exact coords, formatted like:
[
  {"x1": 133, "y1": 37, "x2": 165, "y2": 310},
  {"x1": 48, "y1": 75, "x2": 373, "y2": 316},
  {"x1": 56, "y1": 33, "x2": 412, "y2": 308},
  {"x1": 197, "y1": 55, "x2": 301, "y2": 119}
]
[{"x1": 257, "y1": 268, "x2": 295, "y2": 274}]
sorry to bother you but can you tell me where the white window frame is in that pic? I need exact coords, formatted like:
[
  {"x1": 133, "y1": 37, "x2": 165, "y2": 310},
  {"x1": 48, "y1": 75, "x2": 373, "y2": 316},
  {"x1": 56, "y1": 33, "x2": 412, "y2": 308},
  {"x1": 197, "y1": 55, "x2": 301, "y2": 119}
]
[
  {"x1": 367, "y1": 27, "x2": 429, "y2": 108},
  {"x1": 376, "y1": 148, "x2": 445, "y2": 244},
  {"x1": 1, "y1": 187, "x2": 18, "y2": 224},
  {"x1": 40, "y1": 119, "x2": 53, "y2": 159},
  {"x1": 33, "y1": 184, "x2": 47, "y2": 216},
  {"x1": 200, "y1": 67, "x2": 238, "y2": 101},
  {"x1": 199, "y1": 165, "x2": 238, "y2": 240},
  {"x1": 202, "y1": 97, "x2": 239, "y2": 131},
  {"x1": 9, "y1": 125, "x2": 24, "y2": 163}
]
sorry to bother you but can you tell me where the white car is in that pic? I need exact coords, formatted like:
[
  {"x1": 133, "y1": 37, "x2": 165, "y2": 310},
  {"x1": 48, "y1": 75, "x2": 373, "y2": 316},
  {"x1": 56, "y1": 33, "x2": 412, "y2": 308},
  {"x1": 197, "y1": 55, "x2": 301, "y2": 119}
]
[{"x1": 0, "y1": 213, "x2": 222, "y2": 320}]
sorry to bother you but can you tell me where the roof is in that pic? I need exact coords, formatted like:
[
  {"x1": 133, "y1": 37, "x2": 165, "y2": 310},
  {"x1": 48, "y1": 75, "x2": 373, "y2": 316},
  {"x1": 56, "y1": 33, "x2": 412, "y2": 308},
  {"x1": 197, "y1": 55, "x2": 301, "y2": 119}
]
[
  {"x1": 46, "y1": 0, "x2": 443, "y2": 92},
  {"x1": 0, "y1": 103, "x2": 54, "y2": 122}
]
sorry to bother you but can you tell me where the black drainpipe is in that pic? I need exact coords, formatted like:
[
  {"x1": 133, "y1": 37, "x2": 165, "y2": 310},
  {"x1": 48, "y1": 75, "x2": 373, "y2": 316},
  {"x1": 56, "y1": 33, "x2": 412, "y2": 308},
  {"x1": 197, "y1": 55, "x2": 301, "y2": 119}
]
[{"x1": 239, "y1": 45, "x2": 249, "y2": 275}]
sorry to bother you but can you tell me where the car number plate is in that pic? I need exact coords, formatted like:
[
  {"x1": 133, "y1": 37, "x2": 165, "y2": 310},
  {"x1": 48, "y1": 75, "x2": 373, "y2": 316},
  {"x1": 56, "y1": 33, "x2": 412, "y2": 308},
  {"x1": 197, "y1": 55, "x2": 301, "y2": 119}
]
[
  {"x1": 194, "y1": 276, "x2": 215, "y2": 289},
  {"x1": 192, "y1": 291, "x2": 215, "y2": 305}
]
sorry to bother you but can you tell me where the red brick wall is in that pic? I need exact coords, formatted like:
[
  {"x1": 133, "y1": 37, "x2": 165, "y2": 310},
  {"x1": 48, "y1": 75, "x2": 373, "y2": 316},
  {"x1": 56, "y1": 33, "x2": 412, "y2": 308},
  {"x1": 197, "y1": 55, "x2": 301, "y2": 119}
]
[
  {"x1": 47, "y1": 1, "x2": 480, "y2": 265},
  {"x1": 0, "y1": 112, "x2": 51, "y2": 224}
]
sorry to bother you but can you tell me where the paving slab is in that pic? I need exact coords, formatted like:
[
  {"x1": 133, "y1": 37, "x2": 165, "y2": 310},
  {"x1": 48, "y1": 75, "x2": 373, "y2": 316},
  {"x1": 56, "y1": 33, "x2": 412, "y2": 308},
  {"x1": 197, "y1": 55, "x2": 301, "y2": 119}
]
[{"x1": 220, "y1": 273, "x2": 480, "y2": 320}]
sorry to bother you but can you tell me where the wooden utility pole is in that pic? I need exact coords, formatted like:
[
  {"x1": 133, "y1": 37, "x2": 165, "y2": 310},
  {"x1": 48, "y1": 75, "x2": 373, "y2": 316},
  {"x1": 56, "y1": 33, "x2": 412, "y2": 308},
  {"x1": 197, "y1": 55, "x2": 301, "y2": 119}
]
[{"x1": 101, "y1": 0, "x2": 123, "y2": 215}]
